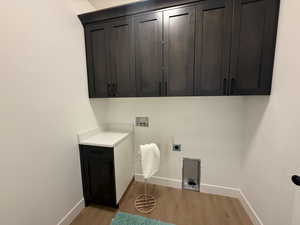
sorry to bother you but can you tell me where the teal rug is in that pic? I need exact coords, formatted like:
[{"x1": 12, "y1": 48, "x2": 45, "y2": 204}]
[{"x1": 111, "y1": 212, "x2": 174, "y2": 225}]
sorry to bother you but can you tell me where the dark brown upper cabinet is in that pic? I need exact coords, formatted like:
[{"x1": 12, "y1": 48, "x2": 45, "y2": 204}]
[
  {"x1": 195, "y1": 0, "x2": 232, "y2": 96},
  {"x1": 85, "y1": 18, "x2": 135, "y2": 98},
  {"x1": 79, "y1": 0, "x2": 280, "y2": 97},
  {"x1": 134, "y1": 12, "x2": 163, "y2": 97},
  {"x1": 229, "y1": 0, "x2": 280, "y2": 95},
  {"x1": 108, "y1": 18, "x2": 136, "y2": 97},
  {"x1": 85, "y1": 22, "x2": 110, "y2": 98},
  {"x1": 163, "y1": 7, "x2": 195, "y2": 96}
]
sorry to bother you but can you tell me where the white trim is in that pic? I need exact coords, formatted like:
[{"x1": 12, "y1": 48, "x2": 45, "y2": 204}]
[
  {"x1": 135, "y1": 174, "x2": 240, "y2": 198},
  {"x1": 201, "y1": 183, "x2": 241, "y2": 198},
  {"x1": 238, "y1": 191, "x2": 264, "y2": 225},
  {"x1": 57, "y1": 199, "x2": 84, "y2": 225},
  {"x1": 135, "y1": 174, "x2": 181, "y2": 189},
  {"x1": 135, "y1": 174, "x2": 263, "y2": 225}
]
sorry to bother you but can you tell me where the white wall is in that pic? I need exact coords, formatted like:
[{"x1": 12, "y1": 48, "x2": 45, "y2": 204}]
[
  {"x1": 242, "y1": 0, "x2": 300, "y2": 225},
  {"x1": 0, "y1": 1, "x2": 103, "y2": 225},
  {"x1": 102, "y1": 97, "x2": 244, "y2": 188},
  {"x1": 71, "y1": 0, "x2": 96, "y2": 14},
  {"x1": 88, "y1": 0, "x2": 142, "y2": 10}
]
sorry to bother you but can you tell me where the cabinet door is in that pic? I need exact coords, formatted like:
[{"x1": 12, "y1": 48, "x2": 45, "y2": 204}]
[
  {"x1": 134, "y1": 12, "x2": 163, "y2": 97},
  {"x1": 230, "y1": 0, "x2": 280, "y2": 95},
  {"x1": 195, "y1": 0, "x2": 232, "y2": 96},
  {"x1": 108, "y1": 18, "x2": 136, "y2": 97},
  {"x1": 163, "y1": 7, "x2": 195, "y2": 96},
  {"x1": 85, "y1": 23, "x2": 110, "y2": 97},
  {"x1": 82, "y1": 147, "x2": 116, "y2": 207}
]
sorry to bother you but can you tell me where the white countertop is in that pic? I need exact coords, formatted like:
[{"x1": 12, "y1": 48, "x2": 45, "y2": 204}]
[{"x1": 79, "y1": 131, "x2": 130, "y2": 148}]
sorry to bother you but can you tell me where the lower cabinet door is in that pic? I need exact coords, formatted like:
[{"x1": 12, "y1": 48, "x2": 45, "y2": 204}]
[{"x1": 80, "y1": 146, "x2": 117, "y2": 208}]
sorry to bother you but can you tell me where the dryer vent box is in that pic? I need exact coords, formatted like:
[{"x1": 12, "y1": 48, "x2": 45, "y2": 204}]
[{"x1": 182, "y1": 158, "x2": 201, "y2": 192}]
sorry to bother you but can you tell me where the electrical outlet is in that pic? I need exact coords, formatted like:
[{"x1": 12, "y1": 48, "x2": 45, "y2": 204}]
[{"x1": 173, "y1": 144, "x2": 181, "y2": 152}]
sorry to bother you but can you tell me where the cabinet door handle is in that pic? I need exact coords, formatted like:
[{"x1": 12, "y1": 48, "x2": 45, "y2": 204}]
[
  {"x1": 158, "y1": 82, "x2": 162, "y2": 96},
  {"x1": 107, "y1": 83, "x2": 111, "y2": 97},
  {"x1": 223, "y1": 78, "x2": 227, "y2": 95},
  {"x1": 113, "y1": 83, "x2": 118, "y2": 97},
  {"x1": 229, "y1": 78, "x2": 235, "y2": 95},
  {"x1": 165, "y1": 81, "x2": 168, "y2": 96},
  {"x1": 111, "y1": 83, "x2": 115, "y2": 97}
]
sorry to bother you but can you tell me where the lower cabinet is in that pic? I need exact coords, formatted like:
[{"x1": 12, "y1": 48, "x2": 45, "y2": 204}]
[
  {"x1": 79, "y1": 139, "x2": 133, "y2": 208},
  {"x1": 79, "y1": 145, "x2": 117, "y2": 207}
]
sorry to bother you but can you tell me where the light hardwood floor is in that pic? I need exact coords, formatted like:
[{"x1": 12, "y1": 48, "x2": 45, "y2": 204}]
[{"x1": 71, "y1": 181, "x2": 253, "y2": 225}]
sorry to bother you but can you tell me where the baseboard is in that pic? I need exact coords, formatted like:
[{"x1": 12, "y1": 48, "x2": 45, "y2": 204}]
[
  {"x1": 135, "y1": 174, "x2": 240, "y2": 198},
  {"x1": 57, "y1": 199, "x2": 84, "y2": 225},
  {"x1": 135, "y1": 174, "x2": 263, "y2": 225},
  {"x1": 238, "y1": 191, "x2": 264, "y2": 225},
  {"x1": 135, "y1": 174, "x2": 181, "y2": 189}
]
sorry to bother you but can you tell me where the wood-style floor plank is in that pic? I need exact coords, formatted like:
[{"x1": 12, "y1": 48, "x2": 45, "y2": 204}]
[{"x1": 70, "y1": 181, "x2": 253, "y2": 225}]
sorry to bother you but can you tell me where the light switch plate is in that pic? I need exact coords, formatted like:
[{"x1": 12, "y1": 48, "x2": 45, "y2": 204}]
[{"x1": 136, "y1": 117, "x2": 149, "y2": 127}]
